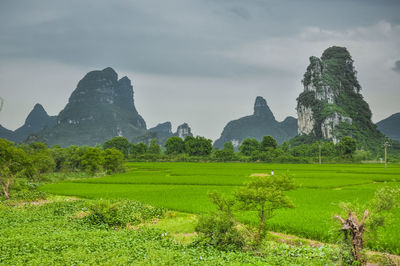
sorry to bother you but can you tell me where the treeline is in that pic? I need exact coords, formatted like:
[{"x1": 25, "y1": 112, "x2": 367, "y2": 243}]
[
  {"x1": 0, "y1": 138, "x2": 125, "y2": 200},
  {"x1": 103, "y1": 135, "x2": 382, "y2": 163}
]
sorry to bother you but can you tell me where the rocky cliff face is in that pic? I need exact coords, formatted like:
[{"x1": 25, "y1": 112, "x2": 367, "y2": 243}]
[
  {"x1": 133, "y1": 121, "x2": 193, "y2": 145},
  {"x1": 174, "y1": 123, "x2": 193, "y2": 140},
  {"x1": 214, "y1": 96, "x2": 298, "y2": 148},
  {"x1": 296, "y1": 46, "x2": 383, "y2": 148},
  {"x1": 377, "y1": 113, "x2": 400, "y2": 142},
  {"x1": 0, "y1": 103, "x2": 56, "y2": 143},
  {"x1": 41, "y1": 67, "x2": 146, "y2": 146}
]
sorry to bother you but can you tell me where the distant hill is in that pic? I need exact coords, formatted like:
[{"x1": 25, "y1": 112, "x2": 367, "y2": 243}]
[
  {"x1": 213, "y1": 96, "x2": 298, "y2": 148},
  {"x1": 133, "y1": 122, "x2": 193, "y2": 145},
  {"x1": 41, "y1": 67, "x2": 147, "y2": 147},
  {"x1": 0, "y1": 124, "x2": 14, "y2": 141},
  {"x1": 0, "y1": 103, "x2": 56, "y2": 143},
  {"x1": 377, "y1": 113, "x2": 400, "y2": 142}
]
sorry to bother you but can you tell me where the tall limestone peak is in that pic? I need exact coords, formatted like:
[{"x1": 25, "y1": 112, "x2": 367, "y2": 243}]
[
  {"x1": 175, "y1": 123, "x2": 193, "y2": 140},
  {"x1": 214, "y1": 96, "x2": 297, "y2": 148},
  {"x1": 297, "y1": 46, "x2": 383, "y2": 148},
  {"x1": 253, "y1": 96, "x2": 275, "y2": 120},
  {"x1": 42, "y1": 67, "x2": 147, "y2": 146}
]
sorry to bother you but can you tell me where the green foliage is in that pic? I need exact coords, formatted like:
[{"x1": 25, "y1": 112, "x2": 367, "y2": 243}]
[
  {"x1": 184, "y1": 136, "x2": 212, "y2": 156},
  {"x1": 103, "y1": 148, "x2": 125, "y2": 174},
  {"x1": 195, "y1": 212, "x2": 245, "y2": 251},
  {"x1": 103, "y1": 137, "x2": 130, "y2": 158},
  {"x1": 239, "y1": 138, "x2": 260, "y2": 156},
  {"x1": 131, "y1": 142, "x2": 148, "y2": 158},
  {"x1": 0, "y1": 198, "x2": 342, "y2": 265},
  {"x1": 0, "y1": 139, "x2": 34, "y2": 199},
  {"x1": 367, "y1": 186, "x2": 400, "y2": 233},
  {"x1": 31, "y1": 150, "x2": 56, "y2": 182},
  {"x1": 236, "y1": 173, "x2": 296, "y2": 244},
  {"x1": 164, "y1": 136, "x2": 185, "y2": 155},
  {"x1": 261, "y1": 135, "x2": 277, "y2": 150},
  {"x1": 214, "y1": 142, "x2": 236, "y2": 162},
  {"x1": 80, "y1": 147, "x2": 104, "y2": 174},
  {"x1": 82, "y1": 200, "x2": 165, "y2": 228},
  {"x1": 336, "y1": 136, "x2": 357, "y2": 158},
  {"x1": 40, "y1": 162, "x2": 400, "y2": 254},
  {"x1": 148, "y1": 138, "x2": 161, "y2": 155}
]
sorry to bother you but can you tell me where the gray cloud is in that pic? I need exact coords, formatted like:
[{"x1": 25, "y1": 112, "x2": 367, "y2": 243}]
[
  {"x1": 0, "y1": 0, "x2": 399, "y2": 139},
  {"x1": 393, "y1": 60, "x2": 400, "y2": 73}
]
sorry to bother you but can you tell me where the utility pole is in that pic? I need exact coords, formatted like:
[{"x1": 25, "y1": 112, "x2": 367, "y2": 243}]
[
  {"x1": 383, "y1": 141, "x2": 390, "y2": 169},
  {"x1": 319, "y1": 141, "x2": 322, "y2": 164}
]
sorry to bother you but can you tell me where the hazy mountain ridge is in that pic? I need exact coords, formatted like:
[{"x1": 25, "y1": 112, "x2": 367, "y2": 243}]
[
  {"x1": 0, "y1": 103, "x2": 56, "y2": 142},
  {"x1": 377, "y1": 113, "x2": 400, "y2": 142},
  {"x1": 213, "y1": 96, "x2": 298, "y2": 148}
]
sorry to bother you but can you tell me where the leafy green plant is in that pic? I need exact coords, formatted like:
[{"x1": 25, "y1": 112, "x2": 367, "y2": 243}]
[{"x1": 236, "y1": 173, "x2": 296, "y2": 244}]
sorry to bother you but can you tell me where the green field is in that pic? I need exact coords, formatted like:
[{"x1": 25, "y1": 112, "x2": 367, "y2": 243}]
[{"x1": 40, "y1": 162, "x2": 400, "y2": 254}]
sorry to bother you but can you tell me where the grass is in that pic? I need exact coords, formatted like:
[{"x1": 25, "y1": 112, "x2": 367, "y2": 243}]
[
  {"x1": 0, "y1": 197, "x2": 342, "y2": 265},
  {"x1": 40, "y1": 162, "x2": 400, "y2": 254}
]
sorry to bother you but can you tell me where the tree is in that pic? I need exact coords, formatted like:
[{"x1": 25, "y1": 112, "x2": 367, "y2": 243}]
[
  {"x1": 235, "y1": 173, "x2": 296, "y2": 244},
  {"x1": 131, "y1": 143, "x2": 147, "y2": 158},
  {"x1": 103, "y1": 148, "x2": 125, "y2": 174},
  {"x1": 261, "y1": 136, "x2": 277, "y2": 150},
  {"x1": 337, "y1": 136, "x2": 357, "y2": 158},
  {"x1": 21, "y1": 142, "x2": 55, "y2": 182},
  {"x1": 238, "y1": 138, "x2": 260, "y2": 156},
  {"x1": 103, "y1": 137, "x2": 130, "y2": 158},
  {"x1": 165, "y1": 136, "x2": 185, "y2": 155},
  {"x1": 334, "y1": 186, "x2": 399, "y2": 263},
  {"x1": 184, "y1": 136, "x2": 212, "y2": 156},
  {"x1": 0, "y1": 139, "x2": 33, "y2": 199},
  {"x1": 215, "y1": 142, "x2": 236, "y2": 162},
  {"x1": 31, "y1": 150, "x2": 56, "y2": 182},
  {"x1": 148, "y1": 139, "x2": 161, "y2": 155},
  {"x1": 80, "y1": 147, "x2": 104, "y2": 174}
]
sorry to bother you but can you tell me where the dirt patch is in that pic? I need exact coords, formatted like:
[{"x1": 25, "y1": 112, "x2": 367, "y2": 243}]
[{"x1": 250, "y1": 173, "x2": 270, "y2": 177}]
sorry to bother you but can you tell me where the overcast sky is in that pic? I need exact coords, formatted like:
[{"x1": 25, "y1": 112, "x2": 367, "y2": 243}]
[{"x1": 0, "y1": 0, "x2": 399, "y2": 141}]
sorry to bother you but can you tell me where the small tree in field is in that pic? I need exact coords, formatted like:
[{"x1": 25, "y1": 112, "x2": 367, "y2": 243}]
[
  {"x1": 235, "y1": 173, "x2": 296, "y2": 244},
  {"x1": 0, "y1": 139, "x2": 33, "y2": 199},
  {"x1": 334, "y1": 186, "x2": 400, "y2": 263}
]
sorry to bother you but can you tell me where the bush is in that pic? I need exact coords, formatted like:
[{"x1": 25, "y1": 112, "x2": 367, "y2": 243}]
[
  {"x1": 195, "y1": 213, "x2": 245, "y2": 251},
  {"x1": 103, "y1": 148, "x2": 125, "y2": 174},
  {"x1": 81, "y1": 200, "x2": 165, "y2": 228}
]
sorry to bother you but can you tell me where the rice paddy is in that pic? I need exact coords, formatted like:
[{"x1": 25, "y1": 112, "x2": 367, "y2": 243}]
[{"x1": 40, "y1": 162, "x2": 400, "y2": 254}]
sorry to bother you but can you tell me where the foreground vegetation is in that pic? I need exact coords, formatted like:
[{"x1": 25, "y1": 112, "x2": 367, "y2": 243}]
[
  {"x1": 41, "y1": 162, "x2": 400, "y2": 255},
  {"x1": 1, "y1": 197, "x2": 346, "y2": 265}
]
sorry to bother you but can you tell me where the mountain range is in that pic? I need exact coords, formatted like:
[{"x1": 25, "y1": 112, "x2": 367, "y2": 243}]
[
  {"x1": 213, "y1": 96, "x2": 297, "y2": 148},
  {"x1": 0, "y1": 53, "x2": 399, "y2": 147}
]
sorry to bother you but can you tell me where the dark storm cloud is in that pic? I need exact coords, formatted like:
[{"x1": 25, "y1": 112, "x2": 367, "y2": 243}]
[
  {"x1": 393, "y1": 60, "x2": 400, "y2": 73},
  {"x1": 1, "y1": 0, "x2": 400, "y2": 77},
  {"x1": 0, "y1": 0, "x2": 400, "y2": 139}
]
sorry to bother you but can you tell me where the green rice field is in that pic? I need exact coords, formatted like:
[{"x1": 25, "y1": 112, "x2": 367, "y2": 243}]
[{"x1": 40, "y1": 162, "x2": 400, "y2": 254}]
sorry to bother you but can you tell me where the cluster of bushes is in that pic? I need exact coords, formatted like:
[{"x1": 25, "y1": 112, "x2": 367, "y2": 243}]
[
  {"x1": 0, "y1": 138, "x2": 125, "y2": 200},
  {"x1": 77, "y1": 200, "x2": 166, "y2": 229},
  {"x1": 103, "y1": 134, "x2": 368, "y2": 163}
]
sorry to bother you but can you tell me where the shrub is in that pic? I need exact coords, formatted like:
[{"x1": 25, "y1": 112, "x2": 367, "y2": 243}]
[
  {"x1": 195, "y1": 213, "x2": 245, "y2": 251},
  {"x1": 81, "y1": 200, "x2": 165, "y2": 228}
]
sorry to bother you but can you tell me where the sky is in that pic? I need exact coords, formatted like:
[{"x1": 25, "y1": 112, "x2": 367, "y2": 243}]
[{"x1": 0, "y1": 0, "x2": 399, "y2": 141}]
